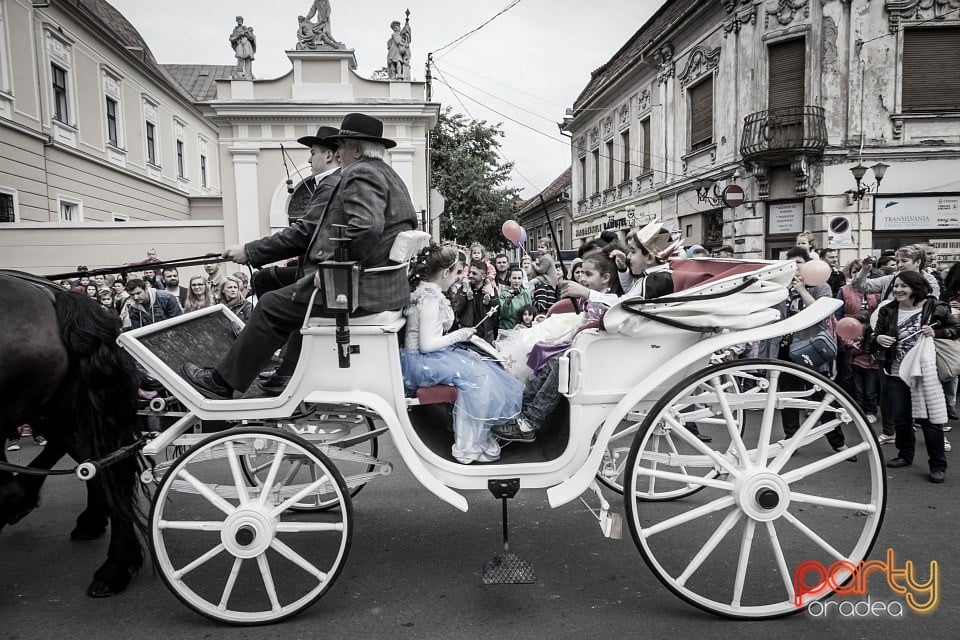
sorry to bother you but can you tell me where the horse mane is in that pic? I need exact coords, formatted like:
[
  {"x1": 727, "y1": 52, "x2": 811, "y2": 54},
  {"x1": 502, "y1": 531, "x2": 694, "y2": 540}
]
[{"x1": 52, "y1": 289, "x2": 148, "y2": 549}]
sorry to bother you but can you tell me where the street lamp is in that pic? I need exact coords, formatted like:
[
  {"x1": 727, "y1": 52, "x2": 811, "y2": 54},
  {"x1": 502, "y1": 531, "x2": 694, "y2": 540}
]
[{"x1": 849, "y1": 162, "x2": 889, "y2": 202}]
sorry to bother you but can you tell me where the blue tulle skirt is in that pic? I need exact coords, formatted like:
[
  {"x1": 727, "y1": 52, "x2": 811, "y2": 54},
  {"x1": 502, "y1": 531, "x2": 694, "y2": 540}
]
[{"x1": 400, "y1": 346, "x2": 522, "y2": 463}]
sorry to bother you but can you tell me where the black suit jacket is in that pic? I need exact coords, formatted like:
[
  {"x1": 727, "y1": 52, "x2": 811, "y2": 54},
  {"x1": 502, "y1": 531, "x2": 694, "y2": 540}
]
[
  {"x1": 293, "y1": 157, "x2": 418, "y2": 313},
  {"x1": 243, "y1": 169, "x2": 342, "y2": 271}
]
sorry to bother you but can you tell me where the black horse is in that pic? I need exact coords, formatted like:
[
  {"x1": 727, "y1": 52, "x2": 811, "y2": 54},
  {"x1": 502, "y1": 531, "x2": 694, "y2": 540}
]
[{"x1": 0, "y1": 271, "x2": 147, "y2": 597}]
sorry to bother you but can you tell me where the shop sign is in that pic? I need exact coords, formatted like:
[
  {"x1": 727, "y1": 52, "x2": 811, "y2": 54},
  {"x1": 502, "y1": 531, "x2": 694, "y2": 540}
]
[{"x1": 874, "y1": 195, "x2": 960, "y2": 231}]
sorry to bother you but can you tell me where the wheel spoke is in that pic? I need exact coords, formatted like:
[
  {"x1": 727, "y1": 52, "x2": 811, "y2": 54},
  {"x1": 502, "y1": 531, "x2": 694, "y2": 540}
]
[
  {"x1": 781, "y1": 510, "x2": 846, "y2": 562},
  {"x1": 781, "y1": 441, "x2": 871, "y2": 483},
  {"x1": 709, "y1": 375, "x2": 752, "y2": 469},
  {"x1": 755, "y1": 370, "x2": 781, "y2": 465},
  {"x1": 271, "y1": 538, "x2": 328, "y2": 581},
  {"x1": 178, "y1": 469, "x2": 236, "y2": 515},
  {"x1": 218, "y1": 557, "x2": 243, "y2": 610},
  {"x1": 732, "y1": 519, "x2": 756, "y2": 607},
  {"x1": 158, "y1": 520, "x2": 225, "y2": 532},
  {"x1": 225, "y1": 441, "x2": 251, "y2": 505},
  {"x1": 767, "y1": 392, "x2": 836, "y2": 473},
  {"x1": 789, "y1": 491, "x2": 877, "y2": 513},
  {"x1": 256, "y1": 553, "x2": 282, "y2": 612},
  {"x1": 272, "y1": 475, "x2": 333, "y2": 516},
  {"x1": 639, "y1": 495, "x2": 735, "y2": 538},
  {"x1": 275, "y1": 521, "x2": 345, "y2": 533},
  {"x1": 173, "y1": 542, "x2": 226, "y2": 579},
  {"x1": 765, "y1": 521, "x2": 796, "y2": 602},
  {"x1": 633, "y1": 466, "x2": 733, "y2": 491},
  {"x1": 644, "y1": 432, "x2": 662, "y2": 494},
  {"x1": 663, "y1": 413, "x2": 742, "y2": 477},
  {"x1": 676, "y1": 508, "x2": 742, "y2": 586},
  {"x1": 609, "y1": 422, "x2": 640, "y2": 444},
  {"x1": 257, "y1": 441, "x2": 288, "y2": 506}
]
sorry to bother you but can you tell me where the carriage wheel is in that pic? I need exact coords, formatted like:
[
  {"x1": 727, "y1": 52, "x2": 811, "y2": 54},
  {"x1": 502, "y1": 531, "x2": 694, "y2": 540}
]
[
  {"x1": 240, "y1": 414, "x2": 379, "y2": 512},
  {"x1": 598, "y1": 372, "x2": 743, "y2": 499},
  {"x1": 150, "y1": 427, "x2": 352, "y2": 625},
  {"x1": 624, "y1": 360, "x2": 885, "y2": 619}
]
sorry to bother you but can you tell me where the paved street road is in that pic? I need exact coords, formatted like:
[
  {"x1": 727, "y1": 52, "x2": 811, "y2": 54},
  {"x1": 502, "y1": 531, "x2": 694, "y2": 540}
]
[{"x1": 2, "y1": 432, "x2": 957, "y2": 639}]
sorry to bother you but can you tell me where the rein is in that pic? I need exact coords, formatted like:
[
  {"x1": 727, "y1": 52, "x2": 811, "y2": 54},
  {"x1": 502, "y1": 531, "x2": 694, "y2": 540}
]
[
  {"x1": 0, "y1": 437, "x2": 148, "y2": 478},
  {"x1": 43, "y1": 254, "x2": 226, "y2": 281}
]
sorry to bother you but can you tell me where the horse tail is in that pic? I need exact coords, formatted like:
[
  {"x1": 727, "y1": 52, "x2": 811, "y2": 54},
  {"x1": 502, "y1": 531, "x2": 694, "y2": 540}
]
[{"x1": 53, "y1": 290, "x2": 148, "y2": 561}]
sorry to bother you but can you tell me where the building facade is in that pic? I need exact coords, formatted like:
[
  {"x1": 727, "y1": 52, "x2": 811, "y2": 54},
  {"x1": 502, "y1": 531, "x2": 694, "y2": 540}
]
[
  {"x1": 0, "y1": 0, "x2": 437, "y2": 274},
  {"x1": 562, "y1": 0, "x2": 960, "y2": 266}
]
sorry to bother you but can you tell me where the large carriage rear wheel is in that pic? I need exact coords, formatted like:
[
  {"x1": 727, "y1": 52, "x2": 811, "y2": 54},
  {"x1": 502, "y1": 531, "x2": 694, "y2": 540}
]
[
  {"x1": 624, "y1": 360, "x2": 885, "y2": 619},
  {"x1": 598, "y1": 371, "x2": 743, "y2": 499},
  {"x1": 240, "y1": 413, "x2": 379, "y2": 511},
  {"x1": 150, "y1": 427, "x2": 352, "y2": 625}
]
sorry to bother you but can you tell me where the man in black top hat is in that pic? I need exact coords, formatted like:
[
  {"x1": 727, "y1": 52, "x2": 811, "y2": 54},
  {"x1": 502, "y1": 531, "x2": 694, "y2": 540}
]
[
  {"x1": 182, "y1": 113, "x2": 419, "y2": 399},
  {"x1": 219, "y1": 125, "x2": 342, "y2": 391}
]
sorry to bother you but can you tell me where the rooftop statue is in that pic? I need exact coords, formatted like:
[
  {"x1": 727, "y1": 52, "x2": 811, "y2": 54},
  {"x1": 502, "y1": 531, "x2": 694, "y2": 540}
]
[
  {"x1": 296, "y1": 0, "x2": 345, "y2": 50},
  {"x1": 387, "y1": 11, "x2": 412, "y2": 80},
  {"x1": 229, "y1": 16, "x2": 256, "y2": 79}
]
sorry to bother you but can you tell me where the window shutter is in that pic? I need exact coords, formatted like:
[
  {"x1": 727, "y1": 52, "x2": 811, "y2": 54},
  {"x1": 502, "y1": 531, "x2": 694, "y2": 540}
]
[
  {"x1": 640, "y1": 118, "x2": 651, "y2": 172},
  {"x1": 903, "y1": 28, "x2": 960, "y2": 113},
  {"x1": 690, "y1": 78, "x2": 713, "y2": 150},
  {"x1": 768, "y1": 38, "x2": 806, "y2": 111}
]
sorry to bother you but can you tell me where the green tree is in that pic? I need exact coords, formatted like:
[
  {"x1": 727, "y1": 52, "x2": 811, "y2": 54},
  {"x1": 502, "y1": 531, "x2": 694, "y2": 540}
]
[{"x1": 430, "y1": 107, "x2": 520, "y2": 251}]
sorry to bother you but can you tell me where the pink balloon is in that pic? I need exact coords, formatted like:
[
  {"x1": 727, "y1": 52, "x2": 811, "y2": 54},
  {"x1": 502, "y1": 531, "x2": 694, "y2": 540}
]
[
  {"x1": 501, "y1": 220, "x2": 522, "y2": 243},
  {"x1": 515, "y1": 226, "x2": 527, "y2": 247},
  {"x1": 836, "y1": 317, "x2": 864, "y2": 342},
  {"x1": 798, "y1": 259, "x2": 832, "y2": 286}
]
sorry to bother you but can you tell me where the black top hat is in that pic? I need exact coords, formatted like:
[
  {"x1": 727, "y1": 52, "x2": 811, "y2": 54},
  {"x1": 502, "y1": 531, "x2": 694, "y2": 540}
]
[
  {"x1": 297, "y1": 125, "x2": 340, "y2": 150},
  {"x1": 325, "y1": 113, "x2": 397, "y2": 149}
]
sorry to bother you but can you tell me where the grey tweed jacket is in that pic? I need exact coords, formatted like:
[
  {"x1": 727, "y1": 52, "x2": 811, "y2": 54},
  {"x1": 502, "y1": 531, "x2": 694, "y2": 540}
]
[{"x1": 293, "y1": 157, "x2": 418, "y2": 313}]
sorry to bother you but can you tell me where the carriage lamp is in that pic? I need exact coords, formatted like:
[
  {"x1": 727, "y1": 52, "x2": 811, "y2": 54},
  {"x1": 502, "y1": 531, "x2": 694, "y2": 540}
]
[
  {"x1": 849, "y1": 162, "x2": 889, "y2": 202},
  {"x1": 317, "y1": 259, "x2": 360, "y2": 312}
]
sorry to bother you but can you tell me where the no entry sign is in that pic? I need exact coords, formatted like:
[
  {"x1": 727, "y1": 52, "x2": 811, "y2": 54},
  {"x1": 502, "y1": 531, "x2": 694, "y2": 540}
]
[{"x1": 722, "y1": 184, "x2": 745, "y2": 208}]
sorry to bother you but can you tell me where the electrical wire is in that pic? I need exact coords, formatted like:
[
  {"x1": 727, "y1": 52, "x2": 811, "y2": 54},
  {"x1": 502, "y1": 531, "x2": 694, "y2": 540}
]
[
  {"x1": 434, "y1": 71, "x2": 696, "y2": 183},
  {"x1": 432, "y1": 0, "x2": 523, "y2": 57}
]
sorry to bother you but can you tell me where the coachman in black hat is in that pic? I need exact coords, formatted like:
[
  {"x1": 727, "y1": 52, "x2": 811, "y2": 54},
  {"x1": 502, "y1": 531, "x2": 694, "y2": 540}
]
[{"x1": 183, "y1": 112, "x2": 419, "y2": 399}]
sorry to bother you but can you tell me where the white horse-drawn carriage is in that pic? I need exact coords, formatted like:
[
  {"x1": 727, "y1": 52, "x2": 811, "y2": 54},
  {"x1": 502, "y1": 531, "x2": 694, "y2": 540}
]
[{"x1": 118, "y1": 234, "x2": 885, "y2": 624}]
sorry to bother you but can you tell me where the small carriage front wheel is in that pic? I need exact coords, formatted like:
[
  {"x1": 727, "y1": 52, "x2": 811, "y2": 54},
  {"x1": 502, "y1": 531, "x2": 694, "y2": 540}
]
[
  {"x1": 149, "y1": 427, "x2": 353, "y2": 625},
  {"x1": 624, "y1": 359, "x2": 885, "y2": 619}
]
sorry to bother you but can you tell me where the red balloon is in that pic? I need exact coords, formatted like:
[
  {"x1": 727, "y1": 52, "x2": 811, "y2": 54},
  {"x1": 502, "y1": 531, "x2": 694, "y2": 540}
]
[
  {"x1": 836, "y1": 316, "x2": 864, "y2": 342},
  {"x1": 501, "y1": 220, "x2": 522, "y2": 243},
  {"x1": 798, "y1": 259, "x2": 832, "y2": 286}
]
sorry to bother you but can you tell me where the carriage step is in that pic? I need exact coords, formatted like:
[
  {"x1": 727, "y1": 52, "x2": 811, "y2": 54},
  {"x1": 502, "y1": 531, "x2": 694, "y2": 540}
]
[{"x1": 482, "y1": 479, "x2": 536, "y2": 585}]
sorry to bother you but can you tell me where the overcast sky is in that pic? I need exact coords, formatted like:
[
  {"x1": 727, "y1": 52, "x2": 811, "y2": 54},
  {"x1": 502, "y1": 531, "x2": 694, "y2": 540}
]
[{"x1": 107, "y1": 0, "x2": 663, "y2": 197}]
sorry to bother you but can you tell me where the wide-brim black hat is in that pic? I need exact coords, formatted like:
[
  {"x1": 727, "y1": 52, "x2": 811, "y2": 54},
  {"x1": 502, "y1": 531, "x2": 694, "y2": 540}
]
[
  {"x1": 324, "y1": 113, "x2": 397, "y2": 149},
  {"x1": 297, "y1": 125, "x2": 340, "y2": 150}
]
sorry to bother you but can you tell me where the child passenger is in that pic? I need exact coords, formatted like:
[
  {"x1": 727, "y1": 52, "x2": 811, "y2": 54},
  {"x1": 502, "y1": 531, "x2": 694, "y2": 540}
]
[
  {"x1": 494, "y1": 225, "x2": 680, "y2": 443},
  {"x1": 492, "y1": 251, "x2": 619, "y2": 443},
  {"x1": 400, "y1": 244, "x2": 523, "y2": 464},
  {"x1": 530, "y1": 238, "x2": 558, "y2": 290}
]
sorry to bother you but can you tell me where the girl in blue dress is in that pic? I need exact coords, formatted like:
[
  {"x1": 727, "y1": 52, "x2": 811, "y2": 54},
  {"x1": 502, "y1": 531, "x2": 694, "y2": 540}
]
[{"x1": 400, "y1": 244, "x2": 523, "y2": 463}]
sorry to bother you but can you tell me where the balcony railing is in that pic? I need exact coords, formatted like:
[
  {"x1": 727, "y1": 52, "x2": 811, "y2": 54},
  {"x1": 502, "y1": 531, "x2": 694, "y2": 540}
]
[{"x1": 740, "y1": 106, "x2": 827, "y2": 161}]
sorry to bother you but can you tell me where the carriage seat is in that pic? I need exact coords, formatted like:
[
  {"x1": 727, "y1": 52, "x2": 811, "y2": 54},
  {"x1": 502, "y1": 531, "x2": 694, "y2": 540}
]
[
  {"x1": 668, "y1": 258, "x2": 770, "y2": 293},
  {"x1": 304, "y1": 230, "x2": 431, "y2": 329},
  {"x1": 408, "y1": 385, "x2": 458, "y2": 406},
  {"x1": 306, "y1": 309, "x2": 403, "y2": 328}
]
